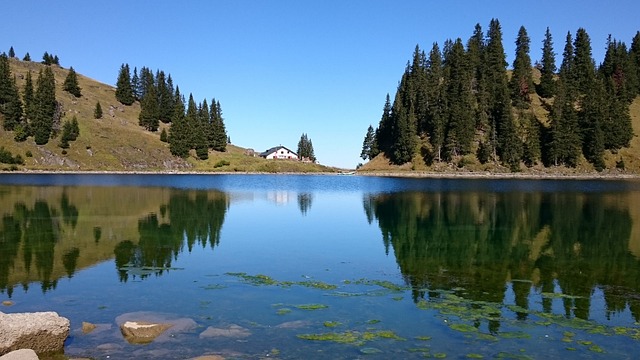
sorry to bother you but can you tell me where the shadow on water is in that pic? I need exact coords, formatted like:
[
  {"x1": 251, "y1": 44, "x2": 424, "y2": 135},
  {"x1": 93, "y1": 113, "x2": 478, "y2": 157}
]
[{"x1": 364, "y1": 191, "x2": 640, "y2": 327}]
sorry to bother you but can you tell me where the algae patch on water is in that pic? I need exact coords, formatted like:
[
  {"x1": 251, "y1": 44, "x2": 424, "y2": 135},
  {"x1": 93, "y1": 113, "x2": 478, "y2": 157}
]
[
  {"x1": 297, "y1": 329, "x2": 404, "y2": 345},
  {"x1": 295, "y1": 303, "x2": 329, "y2": 311}
]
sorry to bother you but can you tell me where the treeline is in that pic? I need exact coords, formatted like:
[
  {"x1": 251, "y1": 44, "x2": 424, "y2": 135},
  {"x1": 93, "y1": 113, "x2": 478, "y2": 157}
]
[
  {"x1": 361, "y1": 20, "x2": 640, "y2": 171},
  {"x1": 0, "y1": 50, "x2": 79, "y2": 146},
  {"x1": 115, "y1": 64, "x2": 227, "y2": 160}
]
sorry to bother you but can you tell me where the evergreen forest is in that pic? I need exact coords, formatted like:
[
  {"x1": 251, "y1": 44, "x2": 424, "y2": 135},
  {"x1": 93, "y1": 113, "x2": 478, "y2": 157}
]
[{"x1": 362, "y1": 20, "x2": 640, "y2": 172}]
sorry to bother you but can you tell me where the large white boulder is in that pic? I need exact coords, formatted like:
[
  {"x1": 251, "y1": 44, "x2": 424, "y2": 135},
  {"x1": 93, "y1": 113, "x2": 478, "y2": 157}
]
[
  {"x1": 0, "y1": 311, "x2": 69, "y2": 356},
  {"x1": 0, "y1": 349, "x2": 39, "y2": 360}
]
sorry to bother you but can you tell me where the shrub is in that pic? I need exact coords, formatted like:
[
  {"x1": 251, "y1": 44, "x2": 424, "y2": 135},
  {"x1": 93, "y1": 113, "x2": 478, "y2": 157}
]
[
  {"x1": 616, "y1": 159, "x2": 625, "y2": 170},
  {"x1": 214, "y1": 159, "x2": 231, "y2": 168},
  {"x1": 25, "y1": 150, "x2": 33, "y2": 157}
]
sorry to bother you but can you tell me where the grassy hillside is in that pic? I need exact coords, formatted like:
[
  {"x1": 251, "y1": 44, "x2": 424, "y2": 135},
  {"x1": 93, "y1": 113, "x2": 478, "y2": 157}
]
[
  {"x1": 0, "y1": 58, "x2": 337, "y2": 173},
  {"x1": 360, "y1": 80, "x2": 640, "y2": 175}
]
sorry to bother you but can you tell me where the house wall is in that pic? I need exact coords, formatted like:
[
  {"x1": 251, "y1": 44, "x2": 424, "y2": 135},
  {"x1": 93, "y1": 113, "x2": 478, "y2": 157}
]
[{"x1": 266, "y1": 148, "x2": 298, "y2": 160}]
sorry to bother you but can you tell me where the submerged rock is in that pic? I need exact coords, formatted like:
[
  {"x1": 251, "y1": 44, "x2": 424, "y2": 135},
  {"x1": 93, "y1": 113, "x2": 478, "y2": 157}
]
[
  {"x1": 0, "y1": 311, "x2": 69, "y2": 356},
  {"x1": 115, "y1": 312, "x2": 197, "y2": 343},
  {"x1": 0, "y1": 349, "x2": 39, "y2": 360},
  {"x1": 81, "y1": 322, "x2": 97, "y2": 334},
  {"x1": 199, "y1": 324, "x2": 251, "y2": 339},
  {"x1": 120, "y1": 321, "x2": 173, "y2": 344},
  {"x1": 1, "y1": 301, "x2": 13, "y2": 307}
]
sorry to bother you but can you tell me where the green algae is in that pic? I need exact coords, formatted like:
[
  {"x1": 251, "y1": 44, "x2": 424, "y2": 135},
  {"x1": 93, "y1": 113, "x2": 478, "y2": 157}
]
[
  {"x1": 297, "y1": 330, "x2": 404, "y2": 345},
  {"x1": 276, "y1": 308, "x2": 292, "y2": 315},
  {"x1": 449, "y1": 323, "x2": 478, "y2": 333},
  {"x1": 540, "y1": 292, "x2": 583, "y2": 300},
  {"x1": 295, "y1": 303, "x2": 329, "y2": 310},
  {"x1": 298, "y1": 280, "x2": 338, "y2": 290},
  {"x1": 359, "y1": 347, "x2": 382, "y2": 354},
  {"x1": 476, "y1": 332, "x2": 499, "y2": 342},
  {"x1": 498, "y1": 331, "x2": 531, "y2": 339},
  {"x1": 415, "y1": 335, "x2": 432, "y2": 341},
  {"x1": 201, "y1": 283, "x2": 226, "y2": 290},
  {"x1": 366, "y1": 319, "x2": 381, "y2": 324},
  {"x1": 466, "y1": 353, "x2": 484, "y2": 359},
  {"x1": 434, "y1": 353, "x2": 447, "y2": 358},
  {"x1": 226, "y1": 272, "x2": 278, "y2": 286},
  {"x1": 588, "y1": 345, "x2": 604, "y2": 353},
  {"x1": 323, "y1": 321, "x2": 341, "y2": 328}
]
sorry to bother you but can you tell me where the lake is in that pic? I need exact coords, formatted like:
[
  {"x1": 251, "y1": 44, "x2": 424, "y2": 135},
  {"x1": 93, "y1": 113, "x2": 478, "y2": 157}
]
[{"x1": 1, "y1": 174, "x2": 640, "y2": 359}]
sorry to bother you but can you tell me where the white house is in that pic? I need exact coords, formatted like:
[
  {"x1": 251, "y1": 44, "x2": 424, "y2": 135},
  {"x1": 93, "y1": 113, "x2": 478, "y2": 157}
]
[{"x1": 259, "y1": 146, "x2": 299, "y2": 160}]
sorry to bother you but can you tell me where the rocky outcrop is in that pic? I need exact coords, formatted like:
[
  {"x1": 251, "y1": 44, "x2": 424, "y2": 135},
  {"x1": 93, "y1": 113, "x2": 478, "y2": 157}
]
[
  {"x1": 0, "y1": 349, "x2": 39, "y2": 360},
  {"x1": 0, "y1": 311, "x2": 69, "y2": 356},
  {"x1": 119, "y1": 321, "x2": 173, "y2": 344}
]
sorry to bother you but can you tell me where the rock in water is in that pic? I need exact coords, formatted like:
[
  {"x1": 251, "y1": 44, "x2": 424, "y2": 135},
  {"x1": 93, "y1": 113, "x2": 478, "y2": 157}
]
[
  {"x1": 0, "y1": 349, "x2": 39, "y2": 360},
  {"x1": 0, "y1": 311, "x2": 70, "y2": 356},
  {"x1": 81, "y1": 322, "x2": 97, "y2": 334},
  {"x1": 120, "y1": 321, "x2": 173, "y2": 344},
  {"x1": 199, "y1": 324, "x2": 251, "y2": 339}
]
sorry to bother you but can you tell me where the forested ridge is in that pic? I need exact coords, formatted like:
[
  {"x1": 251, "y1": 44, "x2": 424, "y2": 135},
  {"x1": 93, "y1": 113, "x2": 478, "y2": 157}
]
[{"x1": 361, "y1": 20, "x2": 640, "y2": 173}]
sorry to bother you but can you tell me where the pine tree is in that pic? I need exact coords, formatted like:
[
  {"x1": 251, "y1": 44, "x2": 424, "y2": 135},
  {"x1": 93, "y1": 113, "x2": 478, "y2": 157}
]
[
  {"x1": 521, "y1": 111, "x2": 541, "y2": 166},
  {"x1": 23, "y1": 70, "x2": 35, "y2": 121},
  {"x1": 194, "y1": 99, "x2": 209, "y2": 159},
  {"x1": 572, "y1": 28, "x2": 596, "y2": 97},
  {"x1": 538, "y1": 27, "x2": 557, "y2": 98},
  {"x1": 8, "y1": 47, "x2": 15, "y2": 58},
  {"x1": 210, "y1": 100, "x2": 227, "y2": 152},
  {"x1": 22, "y1": 52, "x2": 31, "y2": 62},
  {"x1": 485, "y1": 19, "x2": 521, "y2": 169},
  {"x1": 63, "y1": 66, "x2": 82, "y2": 97},
  {"x1": 374, "y1": 94, "x2": 393, "y2": 155},
  {"x1": 138, "y1": 67, "x2": 154, "y2": 100},
  {"x1": 156, "y1": 70, "x2": 174, "y2": 123},
  {"x1": 33, "y1": 67, "x2": 57, "y2": 145},
  {"x1": 94, "y1": 101, "x2": 102, "y2": 119},
  {"x1": 361, "y1": 125, "x2": 376, "y2": 160},
  {"x1": 547, "y1": 79, "x2": 581, "y2": 167},
  {"x1": 169, "y1": 87, "x2": 190, "y2": 158},
  {"x1": 0, "y1": 54, "x2": 23, "y2": 131},
  {"x1": 115, "y1": 64, "x2": 134, "y2": 105},
  {"x1": 443, "y1": 38, "x2": 474, "y2": 159},
  {"x1": 510, "y1": 26, "x2": 534, "y2": 107},
  {"x1": 160, "y1": 128, "x2": 168, "y2": 142},
  {"x1": 425, "y1": 42, "x2": 446, "y2": 161},
  {"x1": 138, "y1": 83, "x2": 159, "y2": 131},
  {"x1": 59, "y1": 120, "x2": 72, "y2": 149},
  {"x1": 297, "y1": 133, "x2": 316, "y2": 161},
  {"x1": 390, "y1": 90, "x2": 416, "y2": 164},
  {"x1": 42, "y1": 52, "x2": 52, "y2": 65},
  {"x1": 559, "y1": 32, "x2": 575, "y2": 89},
  {"x1": 70, "y1": 116, "x2": 79, "y2": 140},
  {"x1": 580, "y1": 76, "x2": 606, "y2": 170},
  {"x1": 131, "y1": 67, "x2": 140, "y2": 101}
]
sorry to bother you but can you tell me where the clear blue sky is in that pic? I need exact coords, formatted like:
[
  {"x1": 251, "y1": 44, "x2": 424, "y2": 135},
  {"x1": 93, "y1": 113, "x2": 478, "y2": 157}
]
[{"x1": 2, "y1": 1, "x2": 639, "y2": 168}]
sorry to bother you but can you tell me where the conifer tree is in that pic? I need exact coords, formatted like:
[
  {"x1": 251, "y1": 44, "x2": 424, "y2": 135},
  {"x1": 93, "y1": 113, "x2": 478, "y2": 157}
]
[
  {"x1": 485, "y1": 19, "x2": 521, "y2": 169},
  {"x1": 580, "y1": 76, "x2": 606, "y2": 170},
  {"x1": 160, "y1": 128, "x2": 168, "y2": 142},
  {"x1": 361, "y1": 125, "x2": 376, "y2": 160},
  {"x1": 169, "y1": 87, "x2": 190, "y2": 158},
  {"x1": 209, "y1": 100, "x2": 227, "y2": 152},
  {"x1": 390, "y1": 90, "x2": 416, "y2": 164},
  {"x1": 138, "y1": 83, "x2": 159, "y2": 131},
  {"x1": 23, "y1": 70, "x2": 35, "y2": 121},
  {"x1": 63, "y1": 66, "x2": 82, "y2": 97},
  {"x1": 520, "y1": 111, "x2": 541, "y2": 166},
  {"x1": 138, "y1": 67, "x2": 154, "y2": 100},
  {"x1": 538, "y1": 27, "x2": 557, "y2": 98},
  {"x1": 547, "y1": 79, "x2": 580, "y2": 167},
  {"x1": 443, "y1": 38, "x2": 474, "y2": 159},
  {"x1": 425, "y1": 43, "x2": 446, "y2": 161},
  {"x1": 297, "y1": 133, "x2": 316, "y2": 161},
  {"x1": 572, "y1": 28, "x2": 596, "y2": 97},
  {"x1": 115, "y1": 64, "x2": 134, "y2": 105},
  {"x1": 374, "y1": 94, "x2": 393, "y2": 155},
  {"x1": 559, "y1": 32, "x2": 575, "y2": 92},
  {"x1": 510, "y1": 26, "x2": 534, "y2": 107},
  {"x1": 0, "y1": 54, "x2": 23, "y2": 131},
  {"x1": 131, "y1": 67, "x2": 140, "y2": 101},
  {"x1": 22, "y1": 53, "x2": 31, "y2": 62},
  {"x1": 156, "y1": 70, "x2": 174, "y2": 123},
  {"x1": 33, "y1": 67, "x2": 57, "y2": 145},
  {"x1": 8, "y1": 47, "x2": 15, "y2": 58},
  {"x1": 94, "y1": 101, "x2": 103, "y2": 119}
]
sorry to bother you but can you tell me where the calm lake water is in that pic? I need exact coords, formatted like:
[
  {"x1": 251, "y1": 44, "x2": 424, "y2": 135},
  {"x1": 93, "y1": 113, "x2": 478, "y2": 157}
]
[{"x1": 1, "y1": 174, "x2": 640, "y2": 359}]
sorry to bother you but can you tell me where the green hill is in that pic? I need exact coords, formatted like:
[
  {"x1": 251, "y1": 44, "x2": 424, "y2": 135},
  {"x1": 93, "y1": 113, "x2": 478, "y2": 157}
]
[{"x1": 0, "y1": 58, "x2": 336, "y2": 173}]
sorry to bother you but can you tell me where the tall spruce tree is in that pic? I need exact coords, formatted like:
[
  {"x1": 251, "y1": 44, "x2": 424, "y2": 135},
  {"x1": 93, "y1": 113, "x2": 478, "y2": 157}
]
[
  {"x1": 374, "y1": 94, "x2": 393, "y2": 156},
  {"x1": 138, "y1": 84, "x2": 159, "y2": 131},
  {"x1": 0, "y1": 54, "x2": 23, "y2": 131},
  {"x1": 33, "y1": 67, "x2": 57, "y2": 144},
  {"x1": 297, "y1": 133, "x2": 316, "y2": 161},
  {"x1": 572, "y1": 28, "x2": 596, "y2": 97},
  {"x1": 194, "y1": 98, "x2": 209, "y2": 160},
  {"x1": 156, "y1": 70, "x2": 174, "y2": 123},
  {"x1": 547, "y1": 79, "x2": 580, "y2": 167},
  {"x1": 538, "y1": 27, "x2": 557, "y2": 98},
  {"x1": 361, "y1": 125, "x2": 376, "y2": 160},
  {"x1": 8, "y1": 47, "x2": 15, "y2": 58},
  {"x1": 580, "y1": 76, "x2": 606, "y2": 170},
  {"x1": 63, "y1": 66, "x2": 81, "y2": 97},
  {"x1": 169, "y1": 87, "x2": 190, "y2": 158},
  {"x1": 22, "y1": 53, "x2": 31, "y2": 62},
  {"x1": 390, "y1": 89, "x2": 416, "y2": 164},
  {"x1": 510, "y1": 26, "x2": 534, "y2": 107},
  {"x1": 425, "y1": 43, "x2": 446, "y2": 161},
  {"x1": 559, "y1": 32, "x2": 575, "y2": 92},
  {"x1": 485, "y1": 19, "x2": 521, "y2": 169},
  {"x1": 115, "y1": 64, "x2": 134, "y2": 105},
  {"x1": 209, "y1": 99, "x2": 227, "y2": 152},
  {"x1": 23, "y1": 70, "x2": 35, "y2": 122},
  {"x1": 443, "y1": 38, "x2": 474, "y2": 159},
  {"x1": 131, "y1": 67, "x2": 140, "y2": 101}
]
